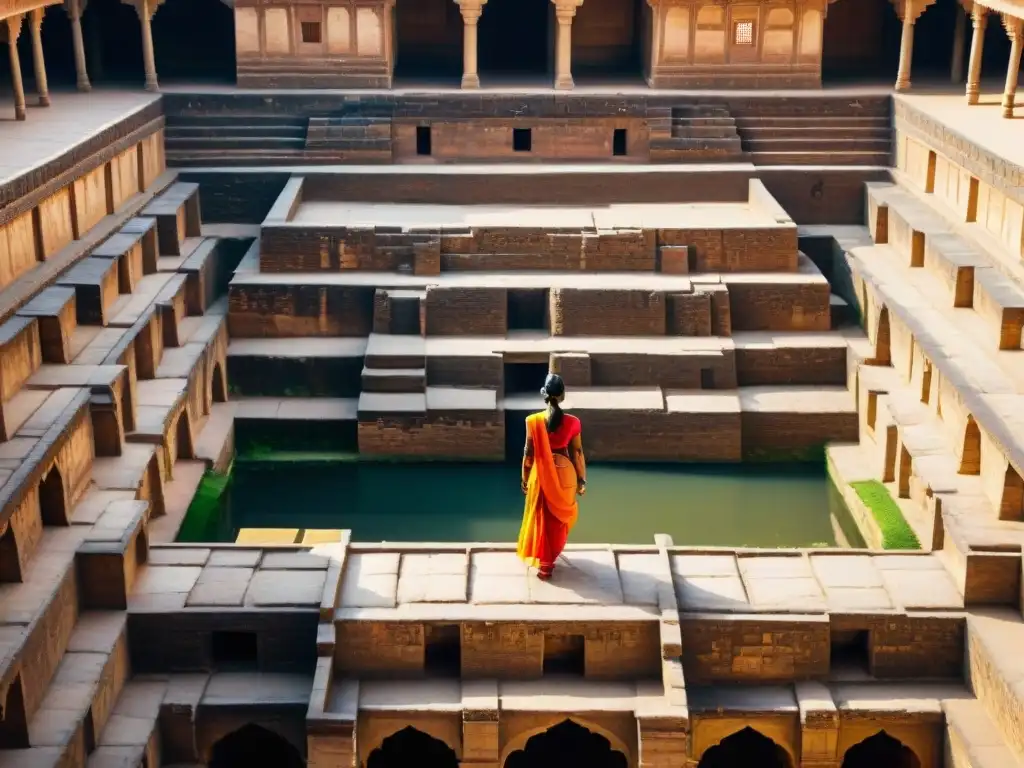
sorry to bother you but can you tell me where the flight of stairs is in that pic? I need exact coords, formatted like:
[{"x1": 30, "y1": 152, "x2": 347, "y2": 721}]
[
  {"x1": 731, "y1": 96, "x2": 892, "y2": 166},
  {"x1": 164, "y1": 114, "x2": 309, "y2": 166},
  {"x1": 649, "y1": 103, "x2": 746, "y2": 162}
]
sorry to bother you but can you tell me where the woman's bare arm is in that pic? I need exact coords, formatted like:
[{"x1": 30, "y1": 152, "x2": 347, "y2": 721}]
[
  {"x1": 569, "y1": 434, "x2": 587, "y2": 494},
  {"x1": 521, "y1": 433, "x2": 534, "y2": 492}
]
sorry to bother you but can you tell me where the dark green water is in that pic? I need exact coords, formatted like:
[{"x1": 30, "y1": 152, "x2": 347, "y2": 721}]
[{"x1": 205, "y1": 460, "x2": 859, "y2": 548}]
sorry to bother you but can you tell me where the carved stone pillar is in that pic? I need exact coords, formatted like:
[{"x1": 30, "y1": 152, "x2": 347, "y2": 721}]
[
  {"x1": 30, "y1": 8, "x2": 50, "y2": 106},
  {"x1": 66, "y1": 0, "x2": 92, "y2": 91},
  {"x1": 6, "y1": 14, "x2": 27, "y2": 121},
  {"x1": 456, "y1": 0, "x2": 486, "y2": 89},
  {"x1": 895, "y1": 0, "x2": 921, "y2": 91},
  {"x1": 965, "y1": 4, "x2": 987, "y2": 104},
  {"x1": 552, "y1": 0, "x2": 582, "y2": 90},
  {"x1": 135, "y1": 0, "x2": 159, "y2": 91},
  {"x1": 1003, "y1": 15, "x2": 1023, "y2": 118}
]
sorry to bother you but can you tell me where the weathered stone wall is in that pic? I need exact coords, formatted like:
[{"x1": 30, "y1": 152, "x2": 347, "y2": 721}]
[
  {"x1": 227, "y1": 285, "x2": 375, "y2": 337},
  {"x1": 357, "y1": 413, "x2": 505, "y2": 459}
]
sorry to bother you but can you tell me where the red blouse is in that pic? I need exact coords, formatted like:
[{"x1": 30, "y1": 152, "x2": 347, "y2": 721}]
[{"x1": 545, "y1": 413, "x2": 582, "y2": 450}]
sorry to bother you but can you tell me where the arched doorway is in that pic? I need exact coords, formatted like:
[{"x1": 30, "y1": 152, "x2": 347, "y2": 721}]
[
  {"x1": 367, "y1": 726, "x2": 458, "y2": 768},
  {"x1": 81, "y1": 0, "x2": 144, "y2": 84},
  {"x1": 841, "y1": 731, "x2": 920, "y2": 768},
  {"x1": 175, "y1": 412, "x2": 193, "y2": 460},
  {"x1": 697, "y1": 727, "x2": 791, "y2": 768},
  {"x1": 0, "y1": 523, "x2": 21, "y2": 582},
  {"x1": 39, "y1": 466, "x2": 66, "y2": 526},
  {"x1": 874, "y1": 307, "x2": 891, "y2": 366},
  {"x1": 1000, "y1": 465, "x2": 1024, "y2": 522},
  {"x1": 209, "y1": 724, "x2": 304, "y2": 768},
  {"x1": 505, "y1": 720, "x2": 627, "y2": 768}
]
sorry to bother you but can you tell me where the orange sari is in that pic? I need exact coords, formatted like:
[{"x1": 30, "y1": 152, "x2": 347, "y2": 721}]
[{"x1": 517, "y1": 412, "x2": 579, "y2": 573}]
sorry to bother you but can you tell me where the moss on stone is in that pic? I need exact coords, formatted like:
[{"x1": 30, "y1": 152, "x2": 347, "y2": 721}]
[
  {"x1": 850, "y1": 480, "x2": 920, "y2": 550},
  {"x1": 177, "y1": 467, "x2": 232, "y2": 542}
]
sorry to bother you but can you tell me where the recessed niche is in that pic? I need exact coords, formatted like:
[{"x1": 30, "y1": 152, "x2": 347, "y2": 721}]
[
  {"x1": 613, "y1": 128, "x2": 628, "y2": 157},
  {"x1": 508, "y1": 289, "x2": 549, "y2": 331},
  {"x1": 513, "y1": 128, "x2": 532, "y2": 152},
  {"x1": 543, "y1": 633, "x2": 585, "y2": 675},
  {"x1": 416, "y1": 125, "x2": 432, "y2": 156},
  {"x1": 211, "y1": 630, "x2": 259, "y2": 669}
]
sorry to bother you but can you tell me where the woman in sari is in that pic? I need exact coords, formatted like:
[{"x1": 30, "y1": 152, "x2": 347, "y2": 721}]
[{"x1": 517, "y1": 373, "x2": 587, "y2": 580}]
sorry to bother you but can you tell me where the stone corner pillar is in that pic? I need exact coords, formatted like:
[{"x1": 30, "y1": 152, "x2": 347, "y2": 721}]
[
  {"x1": 66, "y1": 0, "x2": 92, "y2": 91},
  {"x1": 1002, "y1": 14, "x2": 1023, "y2": 118},
  {"x1": 5, "y1": 14, "x2": 28, "y2": 121},
  {"x1": 30, "y1": 8, "x2": 50, "y2": 107},
  {"x1": 965, "y1": 3, "x2": 988, "y2": 104},
  {"x1": 455, "y1": 0, "x2": 486, "y2": 89},
  {"x1": 552, "y1": 0, "x2": 583, "y2": 90}
]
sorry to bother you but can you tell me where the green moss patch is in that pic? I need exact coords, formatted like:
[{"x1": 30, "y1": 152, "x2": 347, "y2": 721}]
[
  {"x1": 177, "y1": 467, "x2": 232, "y2": 543},
  {"x1": 850, "y1": 480, "x2": 920, "y2": 550}
]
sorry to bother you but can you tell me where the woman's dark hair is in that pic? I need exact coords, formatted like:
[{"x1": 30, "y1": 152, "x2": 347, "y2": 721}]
[{"x1": 541, "y1": 373, "x2": 565, "y2": 433}]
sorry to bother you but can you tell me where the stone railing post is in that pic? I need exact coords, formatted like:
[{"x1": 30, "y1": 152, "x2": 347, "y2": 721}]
[
  {"x1": 966, "y1": 3, "x2": 987, "y2": 104},
  {"x1": 6, "y1": 14, "x2": 27, "y2": 121},
  {"x1": 1002, "y1": 15, "x2": 1023, "y2": 117},
  {"x1": 552, "y1": 0, "x2": 583, "y2": 90},
  {"x1": 30, "y1": 8, "x2": 50, "y2": 106},
  {"x1": 455, "y1": 0, "x2": 486, "y2": 89}
]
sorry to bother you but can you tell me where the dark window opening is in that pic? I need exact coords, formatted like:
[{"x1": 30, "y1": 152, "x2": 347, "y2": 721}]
[
  {"x1": 687, "y1": 245, "x2": 698, "y2": 273},
  {"x1": 513, "y1": 128, "x2": 532, "y2": 152},
  {"x1": 508, "y1": 289, "x2": 549, "y2": 331},
  {"x1": 39, "y1": 467, "x2": 66, "y2": 526},
  {"x1": 504, "y1": 363, "x2": 549, "y2": 396},
  {"x1": 543, "y1": 634, "x2": 585, "y2": 676},
  {"x1": 700, "y1": 368, "x2": 715, "y2": 389},
  {"x1": 211, "y1": 631, "x2": 259, "y2": 669},
  {"x1": 477, "y1": 0, "x2": 550, "y2": 76},
  {"x1": 0, "y1": 523, "x2": 21, "y2": 583},
  {"x1": 301, "y1": 21, "x2": 322, "y2": 44},
  {"x1": 612, "y1": 129, "x2": 628, "y2": 156},
  {"x1": 425, "y1": 624, "x2": 461, "y2": 676},
  {"x1": 416, "y1": 126, "x2": 433, "y2": 156},
  {"x1": 830, "y1": 629, "x2": 871, "y2": 678}
]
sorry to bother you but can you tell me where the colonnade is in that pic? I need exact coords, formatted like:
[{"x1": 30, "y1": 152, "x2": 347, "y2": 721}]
[
  {"x1": 3, "y1": 0, "x2": 160, "y2": 121},
  {"x1": 894, "y1": 0, "x2": 1023, "y2": 117},
  {"x1": 453, "y1": 0, "x2": 584, "y2": 89}
]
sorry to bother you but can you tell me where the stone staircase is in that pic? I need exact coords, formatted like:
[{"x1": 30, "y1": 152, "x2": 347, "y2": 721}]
[
  {"x1": 164, "y1": 115, "x2": 309, "y2": 166},
  {"x1": 648, "y1": 103, "x2": 745, "y2": 162},
  {"x1": 305, "y1": 116, "x2": 393, "y2": 161},
  {"x1": 0, "y1": 179, "x2": 234, "y2": 766},
  {"x1": 730, "y1": 96, "x2": 892, "y2": 166}
]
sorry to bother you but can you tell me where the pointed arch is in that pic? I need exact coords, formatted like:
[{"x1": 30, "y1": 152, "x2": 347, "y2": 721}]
[
  {"x1": 39, "y1": 465, "x2": 67, "y2": 526},
  {"x1": 960, "y1": 416, "x2": 981, "y2": 475},
  {"x1": 212, "y1": 361, "x2": 228, "y2": 404},
  {"x1": 841, "y1": 730, "x2": 920, "y2": 768},
  {"x1": 0, "y1": 674, "x2": 29, "y2": 748},
  {"x1": 209, "y1": 724, "x2": 304, "y2": 768},
  {"x1": 920, "y1": 360, "x2": 932, "y2": 404},
  {"x1": 999, "y1": 464, "x2": 1024, "y2": 522},
  {"x1": 0, "y1": 523, "x2": 21, "y2": 583},
  {"x1": 873, "y1": 306, "x2": 892, "y2": 366},
  {"x1": 367, "y1": 726, "x2": 459, "y2": 768},
  {"x1": 697, "y1": 726, "x2": 792, "y2": 768},
  {"x1": 175, "y1": 411, "x2": 194, "y2": 460},
  {"x1": 504, "y1": 719, "x2": 627, "y2": 768}
]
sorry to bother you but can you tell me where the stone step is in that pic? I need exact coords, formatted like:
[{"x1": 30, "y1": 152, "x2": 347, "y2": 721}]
[
  {"x1": 164, "y1": 114, "x2": 309, "y2": 127},
  {"x1": 164, "y1": 137, "x2": 308, "y2": 151},
  {"x1": 86, "y1": 679, "x2": 166, "y2": 768},
  {"x1": 670, "y1": 116, "x2": 736, "y2": 128},
  {"x1": 360, "y1": 367, "x2": 427, "y2": 394},
  {"x1": 742, "y1": 125, "x2": 892, "y2": 139},
  {"x1": 750, "y1": 150, "x2": 891, "y2": 166},
  {"x1": 735, "y1": 115, "x2": 891, "y2": 127},
  {"x1": 671, "y1": 125, "x2": 739, "y2": 139},
  {"x1": 745, "y1": 138, "x2": 892, "y2": 153},
  {"x1": 164, "y1": 125, "x2": 308, "y2": 139},
  {"x1": 944, "y1": 697, "x2": 1024, "y2": 768}
]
